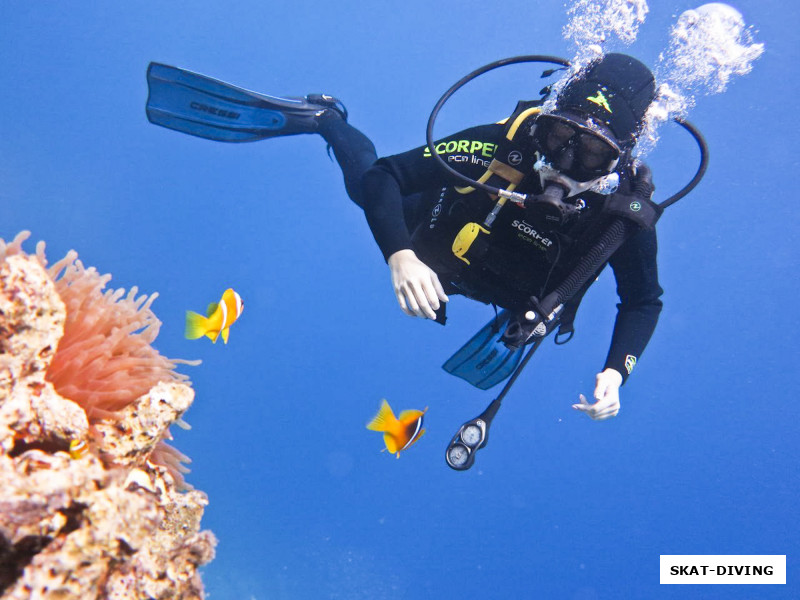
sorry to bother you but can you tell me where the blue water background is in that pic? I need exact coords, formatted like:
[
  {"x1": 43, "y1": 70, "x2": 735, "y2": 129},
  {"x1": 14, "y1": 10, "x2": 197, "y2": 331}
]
[{"x1": 1, "y1": 1, "x2": 797, "y2": 598}]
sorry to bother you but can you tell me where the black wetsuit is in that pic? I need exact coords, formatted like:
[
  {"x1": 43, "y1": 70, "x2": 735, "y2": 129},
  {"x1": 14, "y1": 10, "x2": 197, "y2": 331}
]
[{"x1": 318, "y1": 112, "x2": 662, "y2": 383}]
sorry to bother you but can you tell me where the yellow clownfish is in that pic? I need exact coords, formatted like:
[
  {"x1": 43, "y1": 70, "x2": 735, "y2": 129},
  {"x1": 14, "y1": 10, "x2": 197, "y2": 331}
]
[
  {"x1": 69, "y1": 439, "x2": 89, "y2": 459},
  {"x1": 366, "y1": 399, "x2": 427, "y2": 458},
  {"x1": 185, "y1": 288, "x2": 244, "y2": 344}
]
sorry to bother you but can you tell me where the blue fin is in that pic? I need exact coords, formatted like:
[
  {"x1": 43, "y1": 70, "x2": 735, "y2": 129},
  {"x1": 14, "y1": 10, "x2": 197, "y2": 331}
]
[
  {"x1": 145, "y1": 62, "x2": 343, "y2": 143},
  {"x1": 442, "y1": 310, "x2": 524, "y2": 390}
]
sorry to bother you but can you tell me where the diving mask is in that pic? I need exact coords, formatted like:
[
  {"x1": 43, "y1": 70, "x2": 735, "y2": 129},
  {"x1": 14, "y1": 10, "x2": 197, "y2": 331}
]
[{"x1": 533, "y1": 113, "x2": 621, "y2": 183}]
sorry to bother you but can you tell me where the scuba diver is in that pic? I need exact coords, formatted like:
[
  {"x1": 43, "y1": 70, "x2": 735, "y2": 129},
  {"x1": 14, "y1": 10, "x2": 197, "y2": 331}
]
[{"x1": 146, "y1": 53, "x2": 665, "y2": 423}]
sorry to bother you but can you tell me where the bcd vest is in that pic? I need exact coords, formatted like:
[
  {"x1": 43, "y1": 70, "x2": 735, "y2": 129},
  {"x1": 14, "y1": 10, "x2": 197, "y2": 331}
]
[{"x1": 410, "y1": 101, "x2": 607, "y2": 311}]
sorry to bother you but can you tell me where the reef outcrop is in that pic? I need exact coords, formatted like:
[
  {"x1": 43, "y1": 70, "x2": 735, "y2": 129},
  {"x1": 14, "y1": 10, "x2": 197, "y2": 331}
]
[{"x1": 0, "y1": 247, "x2": 215, "y2": 599}]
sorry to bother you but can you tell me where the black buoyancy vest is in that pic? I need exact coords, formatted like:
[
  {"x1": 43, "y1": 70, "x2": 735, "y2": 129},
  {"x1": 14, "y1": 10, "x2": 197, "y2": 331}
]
[{"x1": 410, "y1": 101, "x2": 606, "y2": 310}]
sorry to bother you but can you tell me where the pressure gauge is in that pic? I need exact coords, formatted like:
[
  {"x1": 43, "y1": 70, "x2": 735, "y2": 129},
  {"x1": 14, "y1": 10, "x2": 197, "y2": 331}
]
[
  {"x1": 461, "y1": 424, "x2": 483, "y2": 447},
  {"x1": 446, "y1": 444, "x2": 470, "y2": 469}
]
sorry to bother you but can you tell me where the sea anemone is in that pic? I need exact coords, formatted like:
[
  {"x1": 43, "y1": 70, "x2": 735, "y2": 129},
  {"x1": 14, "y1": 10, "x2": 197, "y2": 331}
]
[{"x1": 1, "y1": 231, "x2": 197, "y2": 487}]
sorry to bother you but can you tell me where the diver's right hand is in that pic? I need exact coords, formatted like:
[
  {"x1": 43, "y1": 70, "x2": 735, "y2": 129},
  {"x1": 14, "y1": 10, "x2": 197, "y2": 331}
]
[{"x1": 387, "y1": 249, "x2": 449, "y2": 320}]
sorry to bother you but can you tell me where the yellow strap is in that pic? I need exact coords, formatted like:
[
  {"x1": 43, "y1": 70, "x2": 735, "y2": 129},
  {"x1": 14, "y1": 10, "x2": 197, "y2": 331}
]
[
  {"x1": 455, "y1": 169, "x2": 493, "y2": 195},
  {"x1": 487, "y1": 159, "x2": 524, "y2": 185},
  {"x1": 454, "y1": 106, "x2": 541, "y2": 194}
]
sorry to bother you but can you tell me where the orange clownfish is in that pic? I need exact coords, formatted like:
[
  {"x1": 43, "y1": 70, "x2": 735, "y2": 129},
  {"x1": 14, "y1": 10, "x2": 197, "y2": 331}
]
[
  {"x1": 185, "y1": 288, "x2": 244, "y2": 344},
  {"x1": 366, "y1": 399, "x2": 427, "y2": 458}
]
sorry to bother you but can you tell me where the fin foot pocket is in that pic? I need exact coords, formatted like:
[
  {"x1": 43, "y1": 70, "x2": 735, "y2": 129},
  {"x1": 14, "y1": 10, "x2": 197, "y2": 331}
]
[{"x1": 305, "y1": 94, "x2": 348, "y2": 122}]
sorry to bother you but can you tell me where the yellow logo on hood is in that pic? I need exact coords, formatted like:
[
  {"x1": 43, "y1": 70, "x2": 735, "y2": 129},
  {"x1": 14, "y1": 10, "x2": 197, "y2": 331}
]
[{"x1": 587, "y1": 90, "x2": 612, "y2": 113}]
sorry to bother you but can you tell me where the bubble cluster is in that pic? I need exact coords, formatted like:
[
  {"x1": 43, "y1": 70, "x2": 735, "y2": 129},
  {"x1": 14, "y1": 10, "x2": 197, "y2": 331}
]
[
  {"x1": 542, "y1": 1, "x2": 763, "y2": 156},
  {"x1": 661, "y1": 3, "x2": 764, "y2": 96},
  {"x1": 545, "y1": 0, "x2": 649, "y2": 113},
  {"x1": 563, "y1": 0, "x2": 649, "y2": 60},
  {"x1": 639, "y1": 3, "x2": 764, "y2": 153}
]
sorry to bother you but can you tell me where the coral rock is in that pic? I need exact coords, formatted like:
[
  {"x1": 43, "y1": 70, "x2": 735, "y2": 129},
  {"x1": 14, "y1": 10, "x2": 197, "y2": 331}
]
[
  {"x1": 92, "y1": 382, "x2": 194, "y2": 470},
  {"x1": 0, "y1": 254, "x2": 88, "y2": 455},
  {"x1": 0, "y1": 242, "x2": 216, "y2": 599}
]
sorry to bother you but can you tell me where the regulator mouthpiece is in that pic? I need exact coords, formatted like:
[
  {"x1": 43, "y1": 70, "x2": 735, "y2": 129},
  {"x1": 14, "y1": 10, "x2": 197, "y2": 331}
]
[
  {"x1": 526, "y1": 182, "x2": 584, "y2": 229},
  {"x1": 541, "y1": 182, "x2": 568, "y2": 201}
]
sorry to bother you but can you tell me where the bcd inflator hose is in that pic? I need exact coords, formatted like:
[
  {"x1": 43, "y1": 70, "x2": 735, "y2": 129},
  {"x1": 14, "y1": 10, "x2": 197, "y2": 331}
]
[{"x1": 540, "y1": 218, "x2": 634, "y2": 314}]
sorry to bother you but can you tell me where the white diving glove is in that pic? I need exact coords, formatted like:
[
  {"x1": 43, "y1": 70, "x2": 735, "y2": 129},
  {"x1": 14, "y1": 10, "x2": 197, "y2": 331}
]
[
  {"x1": 387, "y1": 249, "x2": 449, "y2": 320},
  {"x1": 572, "y1": 368, "x2": 623, "y2": 421}
]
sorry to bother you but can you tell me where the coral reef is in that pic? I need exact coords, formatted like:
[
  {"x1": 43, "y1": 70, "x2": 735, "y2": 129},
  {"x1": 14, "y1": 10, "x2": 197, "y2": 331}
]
[{"x1": 0, "y1": 234, "x2": 216, "y2": 599}]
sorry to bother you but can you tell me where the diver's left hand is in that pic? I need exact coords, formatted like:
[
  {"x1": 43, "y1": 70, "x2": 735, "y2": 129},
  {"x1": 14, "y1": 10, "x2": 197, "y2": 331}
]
[{"x1": 572, "y1": 368, "x2": 623, "y2": 421}]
